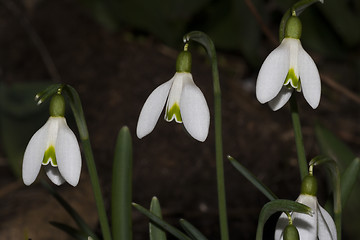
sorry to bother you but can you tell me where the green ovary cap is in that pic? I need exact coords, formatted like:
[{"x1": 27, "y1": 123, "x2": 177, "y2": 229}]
[
  {"x1": 49, "y1": 94, "x2": 65, "y2": 117},
  {"x1": 284, "y1": 68, "x2": 301, "y2": 92},
  {"x1": 42, "y1": 145, "x2": 57, "y2": 166},
  {"x1": 285, "y1": 16, "x2": 302, "y2": 39},
  {"x1": 283, "y1": 224, "x2": 300, "y2": 240},
  {"x1": 165, "y1": 103, "x2": 182, "y2": 123},
  {"x1": 176, "y1": 51, "x2": 192, "y2": 73},
  {"x1": 301, "y1": 175, "x2": 318, "y2": 196}
]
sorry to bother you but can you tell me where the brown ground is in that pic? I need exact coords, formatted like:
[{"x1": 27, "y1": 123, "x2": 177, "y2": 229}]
[{"x1": 0, "y1": 0, "x2": 359, "y2": 239}]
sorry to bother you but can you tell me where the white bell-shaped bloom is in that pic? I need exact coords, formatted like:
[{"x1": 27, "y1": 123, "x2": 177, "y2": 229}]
[
  {"x1": 136, "y1": 72, "x2": 210, "y2": 142},
  {"x1": 22, "y1": 116, "x2": 82, "y2": 186},
  {"x1": 256, "y1": 37, "x2": 321, "y2": 111},
  {"x1": 275, "y1": 194, "x2": 337, "y2": 240}
]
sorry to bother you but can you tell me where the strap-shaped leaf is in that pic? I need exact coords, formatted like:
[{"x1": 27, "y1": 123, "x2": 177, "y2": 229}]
[
  {"x1": 133, "y1": 203, "x2": 191, "y2": 240},
  {"x1": 179, "y1": 219, "x2": 208, "y2": 240},
  {"x1": 42, "y1": 181, "x2": 99, "y2": 240},
  {"x1": 50, "y1": 222, "x2": 90, "y2": 240},
  {"x1": 256, "y1": 199, "x2": 312, "y2": 240},
  {"x1": 341, "y1": 157, "x2": 360, "y2": 206},
  {"x1": 150, "y1": 197, "x2": 167, "y2": 240},
  {"x1": 315, "y1": 124, "x2": 356, "y2": 170},
  {"x1": 112, "y1": 126, "x2": 133, "y2": 240},
  {"x1": 228, "y1": 156, "x2": 277, "y2": 201}
]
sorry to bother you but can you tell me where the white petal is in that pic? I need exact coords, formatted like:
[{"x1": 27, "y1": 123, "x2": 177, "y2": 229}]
[
  {"x1": 317, "y1": 203, "x2": 337, "y2": 240},
  {"x1": 268, "y1": 87, "x2": 293, "y2": 111},
  {"x1": 256, "y1": 40, "x2": 290, "y2": 104},
  {"x1": 180, "y1": 78, "x2": 210, "y2": 142},
  {"x1": 55, "y1": 118, "x2": 82, "y2": 186},
  {"x1": 44, "y1": 165, "x2": 65, "y2": 185},
  {"x1": 22, "y1": 119, "x2": 50, "y2": 185},
  {"x1": 298, "y1": 47, "x2": 321, "y2": 109},
  {"x1": 274, "y1": 212, "x2": 289, "y2": 240},
  {"x1": 294, "y1": 195, "x2": 317, "y2": 240},
  {"x1": 136, "y1": 77, "x2": 173, "y2": 139}
]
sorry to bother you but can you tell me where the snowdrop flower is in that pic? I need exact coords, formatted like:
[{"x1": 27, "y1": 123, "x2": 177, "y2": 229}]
[
  {"x1": 22, "y1": 94, "x2": 81, "y2": 186},
  {"x1": 137, "y1": 50, "x2": 210, "y2": 142},
  {"x1": 275, "y1": 175, "x2": 337, "y2": 240},
  {"x1": 256, "y1": 16, "x2": 321, "y2": 111}
]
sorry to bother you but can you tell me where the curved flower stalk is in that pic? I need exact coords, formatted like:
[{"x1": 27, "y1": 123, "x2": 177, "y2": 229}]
[
  {"x1": 275, "y1": 175, "x2": 337, "y2": 240},
  {"x1": 22, "y1": 94, "x2": 81, "y2": 186},
  {"x1": 137, "y1": 50, "x2": 210, "y2": 142},
  {"x1": 256, "y1": 16, "x2": 321, "y2": 111}
]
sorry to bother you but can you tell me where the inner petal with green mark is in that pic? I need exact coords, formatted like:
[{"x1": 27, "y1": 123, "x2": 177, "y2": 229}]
[
  {"x1": 284, "y1": 68, "x2": 301, "y2": 92},
  {"x1": 165, "y1": 103, "x2": 182, "y2": 123},
  {"x1": 42, "y1": 145, "x2": 57, "y2": 167}
]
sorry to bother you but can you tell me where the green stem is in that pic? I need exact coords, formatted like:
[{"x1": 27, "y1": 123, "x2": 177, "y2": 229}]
[
  {"x1": 184, "y1": 31, "x2": 229, "y2": 240},
  {"x1": 63, "y1": 85, "x2": 112, "y2": 240},
  {"x1": 82, "y1": 139, "x2": 112, "y2": 240},
  {"x1": 289, "y1": 95, "x2": 308, "y2": 180}
]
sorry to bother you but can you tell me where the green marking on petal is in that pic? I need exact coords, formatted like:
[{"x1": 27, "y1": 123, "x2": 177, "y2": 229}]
[
  {"x1": 42, "y1": 145, "x2": 57, "y2": 167},
  {"x1": 284, "y1": 68, "x2": 301, "y2": 92},
  {"x1": 165, "y1": 103, "x2": 182, "y2": 123}
]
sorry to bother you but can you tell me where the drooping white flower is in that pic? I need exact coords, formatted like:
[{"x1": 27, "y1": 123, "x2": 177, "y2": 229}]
[
  {"x1": 136, "y1": 51, "x2": 210, "y2": 142},
  {"x1": 275, "y1": 194, "x2": 337, "y2": 240},
  {"x1": 136, "y1": 72, "x2": 210, "y2": 142},
  {"x1": 22, "y1": 94, "x2": 81, "y2": 186},
  {"x1": 256, "y1": 16, "x2": 321, "y2": 111},
  {"x1": 275, "y1": 175, "x2": 337, "y2": 240}
]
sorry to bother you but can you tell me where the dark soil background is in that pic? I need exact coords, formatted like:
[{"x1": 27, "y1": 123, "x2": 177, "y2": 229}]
[{"x1": 0, "y1": 0, "x2": 359, "y2": 239}]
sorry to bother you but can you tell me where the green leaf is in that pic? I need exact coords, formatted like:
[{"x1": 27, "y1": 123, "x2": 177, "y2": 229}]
[
  {"x1": 228, "y1": 156, "x2": 278, "y2": 201},
  {"x1": 315, "y1": 124, "x2": 356, "y2": 171},
  {"x1": 179, "y1": 219, "x2": 208, "y2": 240},
  {"x1": 256, "y1": 199, "x2": 312, "y2": 240},
  {"x1": 314, "y1": 127, "x2": 359, "y2": 237},
  {"x1": 133, "y1": 203, "x2": 191, "y2": 240},
  {"x1": 50, "y1": 222, "x2": 90, "y2": 240},
  {"x1": 314, "y1": 125, "x2": 360, "y2": 206},
  {"x1": 300, "y1": 8, "x2": 345, "y2": 58},
  {"x1": 112, "y1": 126, "x2": 133, "y2": 240},
  {"x1": 150, "y1": 197, "x2": 167, "y2": 240},
  {"x1": 341, "y1": 157, "x2": 360, "y2": 207},
  {"x1": 205, "y1": 0, "x2": 261, "y2": 66},
  {"x1": 319, "y1": 0, "x2": 360, "y2": 47},
  {"x1": 42, "y1": 181, "x2": 99, "y2": 240}
]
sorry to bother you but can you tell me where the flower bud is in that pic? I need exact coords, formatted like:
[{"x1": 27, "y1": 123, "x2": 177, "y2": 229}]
[
  {"x1": 285, "y1": 16, "x2": 302, "y2": 39},
  {"x1": 176, "y1": 51, "x2": 192, "y2": 73},
  {"x1": 283, "y1": 224, "x2": 300, "y2": 240},
  {"x1": 301, "y1": 175, "x2": 318, "y2": 196},
  {"x1": 49, "y1": 94, "x2": 65, "y2": 117}
]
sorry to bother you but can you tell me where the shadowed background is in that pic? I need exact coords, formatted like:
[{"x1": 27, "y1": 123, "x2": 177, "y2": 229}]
[{"x1": 0, "y1": 0, "x2": 359, "y2": 239}]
